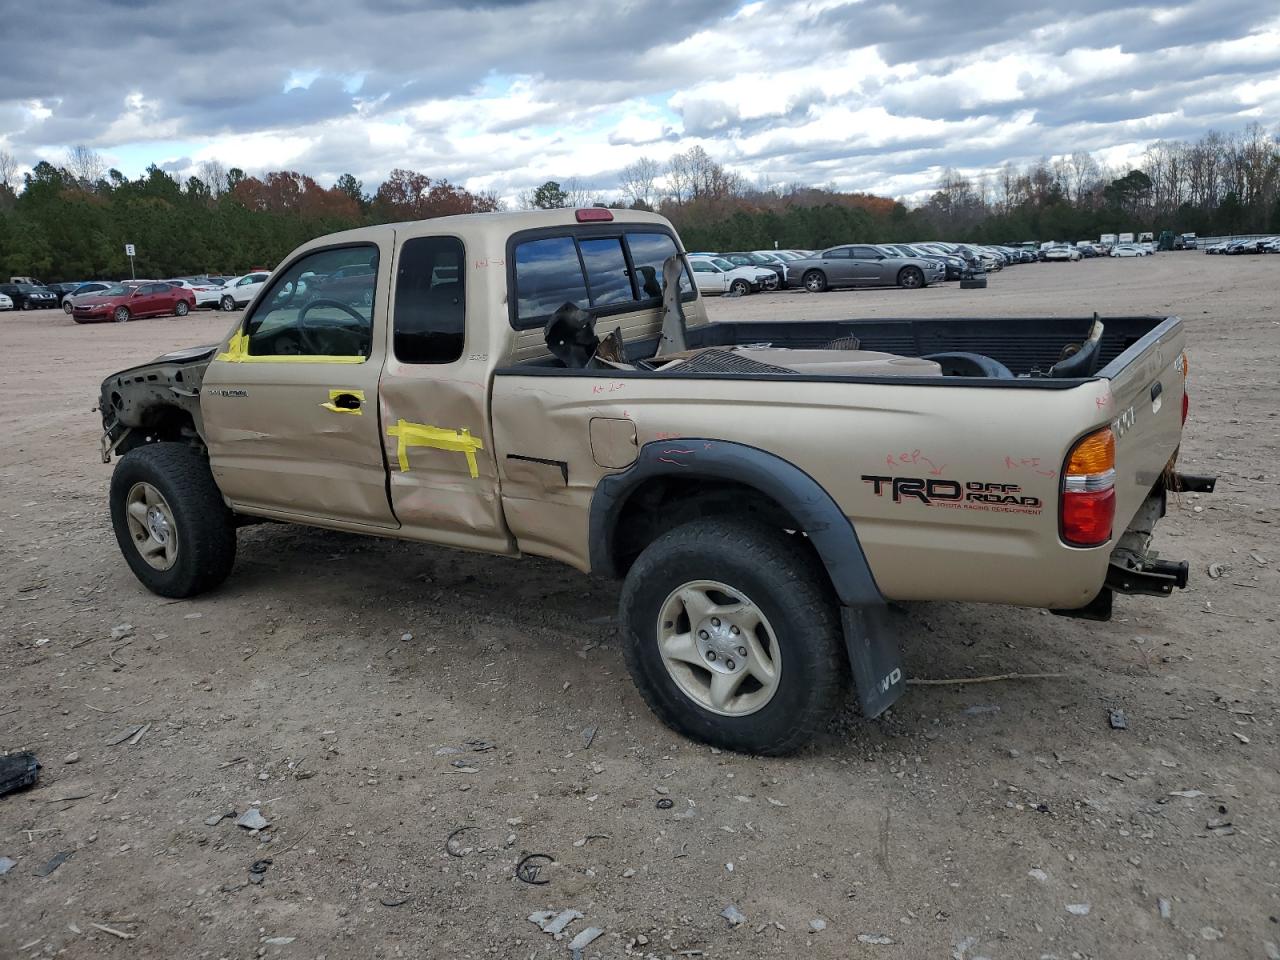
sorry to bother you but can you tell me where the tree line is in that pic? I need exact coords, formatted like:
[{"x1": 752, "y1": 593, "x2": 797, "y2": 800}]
[
  {"x1": 0, "y1": 152, "x2": 497, "y2": 281},
  {"x1": 2, "y1": 123, "x2": 1277, "y2": 281}
]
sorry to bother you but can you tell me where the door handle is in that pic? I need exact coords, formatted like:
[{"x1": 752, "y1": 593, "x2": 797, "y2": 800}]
[{"x1": 321, "y1": 389, "x2": 365, "y2": 414}]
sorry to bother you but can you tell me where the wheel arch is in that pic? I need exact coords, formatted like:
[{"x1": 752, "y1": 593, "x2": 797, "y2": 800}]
[{"x1": 589, "y1": 440, "x2": 882, "y2": 609}]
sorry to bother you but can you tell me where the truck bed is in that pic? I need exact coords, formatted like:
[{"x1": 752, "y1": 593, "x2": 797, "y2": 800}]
[{"x1": 502, "y1": 314, "x2": 1178, "y2": 385}]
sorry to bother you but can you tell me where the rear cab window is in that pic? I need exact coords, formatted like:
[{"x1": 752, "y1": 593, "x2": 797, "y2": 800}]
[{"x1": 508, "y1": 227, "x2": 693, "y2": 329}]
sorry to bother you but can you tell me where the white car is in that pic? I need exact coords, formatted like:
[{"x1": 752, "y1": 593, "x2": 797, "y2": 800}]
[
  {"x1": 1043, "y1": 245, "x2": 1082, "y2": 262},
  {"x1": 687, "y1": 256, "x2": 770, "y2": 296},
  {"x1": 166, "y1": 279, "x2": 224, "y2": 309},
  {"x1": 1110, "y1": 244, "x2": 1149, "y2": 258},
  {"x1": 216, "y1": 272, "x2": 271, "y2": 310},
  {"x1": 0, "y1": 292, "x2": 12, "y2": 311}
]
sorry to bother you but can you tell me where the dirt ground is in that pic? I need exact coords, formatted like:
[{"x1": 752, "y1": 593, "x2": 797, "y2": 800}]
[{"x1": 1, "y1": 254, "x2": 1276, "y2": 960}]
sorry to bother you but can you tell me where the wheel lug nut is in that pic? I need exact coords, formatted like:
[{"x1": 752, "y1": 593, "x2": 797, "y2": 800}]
[
  {"x1": 699, "y1": 630, "x2": 710, "y2": 641},
  {"x1": 725, "y1": 659, "x2": 736, "y2": 670},
  {"x1": 711, "y1": 617, "x2": 720, "y2": 627},
  {"x1": 706, "y1": 651, "x2": 716, "y2": 661},
  {"x1": 737, "y1": 646, "x2": 747, "y2": 657},
  {"x1": 730, "y1": 625, "x2": 739, "y2": 635}
]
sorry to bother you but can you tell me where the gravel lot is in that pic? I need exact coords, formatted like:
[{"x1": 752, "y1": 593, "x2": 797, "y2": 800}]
[{"x1": 1, "y1": 253, "x2": 1276, "y2": 959}]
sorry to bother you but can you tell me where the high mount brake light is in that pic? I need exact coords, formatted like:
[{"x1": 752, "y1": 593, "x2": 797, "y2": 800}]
[
  {"x1": 1061, "y1": 426, "x2": 1116, "y2": 547},
  {"x1": 575, "y1": 208, "x2": 613, "y2": 222}
]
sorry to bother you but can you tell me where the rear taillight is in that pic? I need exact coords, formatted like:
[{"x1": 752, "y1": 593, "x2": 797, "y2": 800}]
[{"x1": 1061, "y1": 426, "x2": 1116, "y2": 547}]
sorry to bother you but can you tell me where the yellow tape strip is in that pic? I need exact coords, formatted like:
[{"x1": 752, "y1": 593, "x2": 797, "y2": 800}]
[
  {"x1": 215, "y1": 329, "x2": 365, "y2": 364},
  {"x1": 321, "y1": 388, "x2": 365, "y2": 415},
  {"x1": 386, "y1": 419, "x2": 484, "y2": 478}
]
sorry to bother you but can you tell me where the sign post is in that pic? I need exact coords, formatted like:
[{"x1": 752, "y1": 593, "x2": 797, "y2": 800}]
[{"x1": 124, "y1": 243, "x2": 136, "y2": 280}]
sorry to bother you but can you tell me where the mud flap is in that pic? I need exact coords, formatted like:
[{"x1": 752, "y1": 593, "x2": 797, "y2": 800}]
[{"x1": 841, "y1": 605, "x2": 904, "y2": 718}]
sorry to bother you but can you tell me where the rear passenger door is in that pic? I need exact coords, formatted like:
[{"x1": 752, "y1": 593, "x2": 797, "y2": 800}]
[
  {"x1": 378, "y1": 231, "x2": 514, "y2": 554},
  {"x1": 819, "y1": 247, "x2": 854, "y2": 284}
]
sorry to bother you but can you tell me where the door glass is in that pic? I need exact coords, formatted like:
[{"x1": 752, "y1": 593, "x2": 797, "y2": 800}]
[
  {"x1": 394, "y1": 236, "x2": 465, "y2": 364},
  {"x1": 244, "y1": 246, "x2": 377, "y2": 358}
]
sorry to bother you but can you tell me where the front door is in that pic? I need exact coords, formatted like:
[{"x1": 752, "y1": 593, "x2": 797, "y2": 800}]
[{"x1": 202, "y1": 237, "x2": 398, "y2": 528}]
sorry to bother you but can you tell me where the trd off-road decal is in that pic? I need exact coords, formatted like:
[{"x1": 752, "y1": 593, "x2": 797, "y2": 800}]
[{"x1": 862, "y1": 476, "x2": 1043, "y2": 515}]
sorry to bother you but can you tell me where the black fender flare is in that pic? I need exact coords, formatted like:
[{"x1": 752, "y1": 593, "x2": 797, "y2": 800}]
[{"x1": 589, "y1": 439, "x2": 905, "y2": 717}]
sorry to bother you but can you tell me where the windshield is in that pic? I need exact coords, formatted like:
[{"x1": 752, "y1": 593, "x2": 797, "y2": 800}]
[{"x1": 711, "y1": 257, "x2": 735, "y2": 271}]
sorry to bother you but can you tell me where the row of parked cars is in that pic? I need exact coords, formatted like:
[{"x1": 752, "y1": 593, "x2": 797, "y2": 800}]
[
  {"x1": 0, "y1": 272, "x2": 273, "y2": 320},
  {"x1": 685, "y1": 240, "x2": 1045, "y2": 295},
  {"x1": 1203, "y1": 237, "x2": 1280, "y2": 254}
]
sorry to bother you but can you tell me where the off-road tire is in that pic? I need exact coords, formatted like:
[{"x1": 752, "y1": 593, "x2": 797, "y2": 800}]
[
  {"x1": 109, "y1": 443, "x2": 236, "y2": 598},
  {"x1": 729, "y1": 279, "x2": 751, "y2": 296},
  {"x1": 620, "y1": 517, "x2": 846, "y2": 755},
  {"x1": 898, "y1": 266, "x2": 925, "y2": 289},
  {"x1": 802, "y1": 270, "x2": 827, "y2": 293}
]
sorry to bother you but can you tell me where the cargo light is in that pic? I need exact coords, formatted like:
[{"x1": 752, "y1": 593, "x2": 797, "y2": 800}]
[
  {"x1": 1181, "y1": 350, "x2": 1190, "y2": 424},
  {"x1": 1061, "y1": 426, "x2": 1116, "y2": 547},
  {"x1": 575, "y1": 208, "x2": 613, "y2": 222}
]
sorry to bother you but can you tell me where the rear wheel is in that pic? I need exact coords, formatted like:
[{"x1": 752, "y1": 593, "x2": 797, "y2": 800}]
[
  {"x1": 898, "y1": 266, "x2": 925, "y2": 289},
  {"x1": 109, "y1": 443, "x2": 236, "y2": 598},
  {"x1": 113, "y1": 306, "x2": 130, "y2": 323},
  {"x1": 802, "y1": 270, "x2": 827, "y2": 293},
  {"x1": 620, "y1": 517, "x2": 845, "y2": 755},
  {"x1": 22, "y1": 298, "x2": 32, "y2": 310},
  {"x1": 174, "y1": 300, "x2": 189, "y2": 316},
  {"x1": 729, "y1": 279, "x2": 751, "y2": 296}
]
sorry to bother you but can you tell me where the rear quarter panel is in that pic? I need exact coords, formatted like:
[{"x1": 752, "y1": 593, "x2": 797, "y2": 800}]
[{"x1": 491, "y1": 374, "x2": 1127, "y2": 609}]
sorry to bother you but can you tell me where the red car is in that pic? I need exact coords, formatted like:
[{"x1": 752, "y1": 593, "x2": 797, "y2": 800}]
[{"x1": 71, "y1": 282, "x2": 197, "y2": 324}]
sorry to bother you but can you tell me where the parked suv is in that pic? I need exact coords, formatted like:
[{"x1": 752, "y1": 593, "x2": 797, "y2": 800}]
[{"x1": 0, "y1": 282, "x2": 59, "y2": 310}]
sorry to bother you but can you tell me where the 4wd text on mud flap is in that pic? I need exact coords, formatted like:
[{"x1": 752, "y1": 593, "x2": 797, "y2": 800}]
[{"x1": 862, "y1": 476, "x2": 1043, "y2": 512}]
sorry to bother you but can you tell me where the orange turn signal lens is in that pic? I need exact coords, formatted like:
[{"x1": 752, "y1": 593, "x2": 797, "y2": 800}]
[{"x1": 1066, "y1": 427, "x2": 1115, "y2": 477}]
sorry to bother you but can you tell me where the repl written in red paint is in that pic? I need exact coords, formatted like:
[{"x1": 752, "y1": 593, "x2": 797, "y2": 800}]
[{"x1": 885, "y1": 449, "x2": 946, "y2": 476}]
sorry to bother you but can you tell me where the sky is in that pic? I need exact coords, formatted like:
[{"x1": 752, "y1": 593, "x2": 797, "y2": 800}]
[{"x1": 2, "y1": 0, "x2": 1279, "y2": 205}]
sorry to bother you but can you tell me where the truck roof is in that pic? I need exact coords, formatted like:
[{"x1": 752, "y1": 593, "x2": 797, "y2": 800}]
[{"x1": 285, "y1": 208, "x2": 677, "y2": 255}]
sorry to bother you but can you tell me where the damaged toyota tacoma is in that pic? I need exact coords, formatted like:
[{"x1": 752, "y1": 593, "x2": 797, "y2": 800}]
[{"x1": 96, "y1": 209, "x2": 1213, "y2": 754}]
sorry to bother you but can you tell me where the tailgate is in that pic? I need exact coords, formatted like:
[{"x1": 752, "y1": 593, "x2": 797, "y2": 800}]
[{"x1": 1099, "y1": 317, "x2": 1186, "y2": 531}]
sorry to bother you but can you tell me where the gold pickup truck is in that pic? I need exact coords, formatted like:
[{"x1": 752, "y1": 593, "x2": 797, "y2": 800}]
[{"x1": 96, "y1": 209, "x2": 1213, "y2": 754}]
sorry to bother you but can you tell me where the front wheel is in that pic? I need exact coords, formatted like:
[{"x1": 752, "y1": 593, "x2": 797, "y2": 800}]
[
  {"x1": 63, "y1": 301, "x2": 74, "y2": 315},
  {"x1": 802, "y1": 270, "x2": 828, "y2": 293},
  {"x1": 109, "y1": 443, "x2": 236, "y2": 598},
  {"x1": 898, "y1": 266, "x2": 925, "y2": 289},
  {"x1": 729, "y1": 279, "x2": 751, "y2": 296},
  {"x1": 113, "y1": 306, "x2": 130, "y2": 323},
  {"x1": 220, "y1": 295, "x2": 235, "y2": 311},
  {"x1": 620, "y1": 517, "x2": 846, "y2": 755},
  {"x1": 22, "y1": 298, "x2": 32, "y2": 310},
  {"x1": 174, "y1": 300, "x2": 189, "y2": 316}
]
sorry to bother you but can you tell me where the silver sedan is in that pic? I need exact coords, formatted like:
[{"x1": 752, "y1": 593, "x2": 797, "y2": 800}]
[{"x1": 789, "y1": 244, "x2": 945, "y2": 292}]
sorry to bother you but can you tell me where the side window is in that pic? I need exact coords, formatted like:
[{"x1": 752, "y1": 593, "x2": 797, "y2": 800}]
[
  {"x1": 823, "y1": 248, "x2": 850, "y2": 259},
  {"x1": 625, "y1": 232, "x2": 692, "y2": 299},
  {"x1": 851, "y1": 246, "x2": 878, "y2": 259},
  {"x1": 394, "y1": 236, "x2": 465, "y2": 364},
  {"x1": 244, "y1": 246, "x2": 377, "y2": 358},
  {"x1": 578, "y1": 237, "x2": 635, "y2": 306},
  {"x1": 691, "y1": 262, "x2": 712, "y2": 273},
  {"x1": 513, "y1": 236, "x2": 590, "y2": 327}
]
